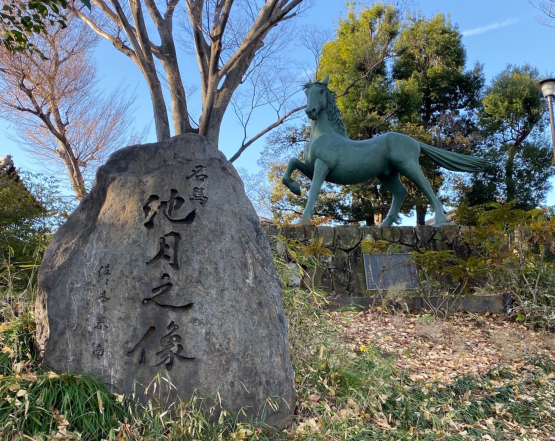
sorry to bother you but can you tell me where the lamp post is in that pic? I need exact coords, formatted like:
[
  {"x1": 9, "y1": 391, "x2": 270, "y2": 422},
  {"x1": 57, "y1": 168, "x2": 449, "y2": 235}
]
[{"x1": 536, "y1": 78, "x2": 555, "y2": 161}]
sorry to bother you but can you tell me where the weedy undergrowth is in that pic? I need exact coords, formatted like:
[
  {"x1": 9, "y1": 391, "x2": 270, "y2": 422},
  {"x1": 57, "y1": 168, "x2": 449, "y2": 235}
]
[
  {"x1": 0, "y1": 233, "x2": 554, "y2": 440},
  {"x1": 0, "y1": 372, "x2": 129, "y2": 440}
]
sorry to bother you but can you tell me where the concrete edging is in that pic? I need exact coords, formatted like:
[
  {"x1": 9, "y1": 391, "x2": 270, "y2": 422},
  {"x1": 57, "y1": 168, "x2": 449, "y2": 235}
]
[{"x1": 326, "y1": 294, "x2": 511, "y2": 314}]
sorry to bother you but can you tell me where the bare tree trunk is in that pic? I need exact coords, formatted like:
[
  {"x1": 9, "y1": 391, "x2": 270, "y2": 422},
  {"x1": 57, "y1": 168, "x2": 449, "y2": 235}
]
[
  {"x1": 73, "y1": 0, "x2": 171, "y2": 140},
  {"x1": 144, "y1": 0, "x2": 192, "y2": 135},
  {"x1": 200, "y1": 99, "x2": 229, "y2": 149},
  {"x1": 143, "y1": 67, "x2": 172, "y2": 141},
  {"x1": 505, "y1": 145, "x2": 517, "y2": 203},
  {"x1": 75, "y1": 0, "x2": 306, "y2": 146},
  {"x1": 189, "y1": 0, "x2": 304, "y2": 144},
  {"x1": 123, "y1": 0, "x2": 172, "y2": 140},
  {"x1": 57, "y1": 141, "x2": 87, "y2": 201},
  {"x1": 160, "y1": 57, "x2": 192, "y2": 135},
  {"x1": 15, "y1": 74, "x2": 90, "y2": 200}
]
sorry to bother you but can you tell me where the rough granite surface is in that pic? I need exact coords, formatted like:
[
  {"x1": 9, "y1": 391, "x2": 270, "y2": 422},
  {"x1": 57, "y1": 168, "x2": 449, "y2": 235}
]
[{"x1": 36, "y1": 134, "x2": 295, "y2": 428}]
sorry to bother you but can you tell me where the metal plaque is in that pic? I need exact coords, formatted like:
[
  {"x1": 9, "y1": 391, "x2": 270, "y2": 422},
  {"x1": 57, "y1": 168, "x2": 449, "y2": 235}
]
[{"x1": 363, "y1": 253, "x2": 418, "y2": 291}]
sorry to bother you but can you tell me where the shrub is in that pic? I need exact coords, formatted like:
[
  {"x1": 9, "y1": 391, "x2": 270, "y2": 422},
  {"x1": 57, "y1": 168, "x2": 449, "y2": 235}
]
[
  {"x1": 412, "y1": 203, "x2": 555, "y2": 328},
  {"x1": 1, "y1": 171, "x2": 74, "y2": 292}
]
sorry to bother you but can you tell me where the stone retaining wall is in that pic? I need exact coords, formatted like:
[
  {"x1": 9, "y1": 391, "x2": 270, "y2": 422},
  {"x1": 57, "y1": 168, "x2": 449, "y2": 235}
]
[{"x1": 262, "y1": 224, "x2": 470, "y2": 298}]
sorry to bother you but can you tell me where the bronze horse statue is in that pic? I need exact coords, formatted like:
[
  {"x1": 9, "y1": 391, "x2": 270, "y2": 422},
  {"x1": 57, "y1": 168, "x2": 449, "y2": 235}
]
[{"x1": 282, "y1": 77, "x2": 490, "y2": 227}]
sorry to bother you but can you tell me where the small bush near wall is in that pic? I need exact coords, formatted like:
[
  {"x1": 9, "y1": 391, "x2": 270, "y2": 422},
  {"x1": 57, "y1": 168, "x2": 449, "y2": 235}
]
[{"x1": 444, "y1": 203, "x2": 555, "y2": 328}]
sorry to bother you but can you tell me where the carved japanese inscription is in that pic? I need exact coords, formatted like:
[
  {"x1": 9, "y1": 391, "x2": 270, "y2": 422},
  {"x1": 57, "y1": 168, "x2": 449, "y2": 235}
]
[
  {"x1": 93, "y1": 343, "x2": 104, "y2": 360},
  {"x1": 129, "y1": 165, "x2": 209, "y2": 371},
  {"x1": 91, "y1": 262, "x2": 112, "y2": 359},
  {"x1": 146, "y1": 232, "x2": 182, "y2": 270},
  {"x1": 127, "y1": 321, "x2": 194, "y2": 370},
  {"x1": 143, "y1": 191, "x2": 196, "y2": 229},
  {"x1": 187, "y1": 164, "x2": 209, "y2": 205},
  {"x1": 142, "y1": 274, "x2": 194, "y2": 310}
]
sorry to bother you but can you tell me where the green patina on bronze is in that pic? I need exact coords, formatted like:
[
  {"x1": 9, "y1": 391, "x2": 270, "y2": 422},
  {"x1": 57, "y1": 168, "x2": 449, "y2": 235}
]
[{"x1": 282, "y1": 77, "x2": 491, "y2": 227}]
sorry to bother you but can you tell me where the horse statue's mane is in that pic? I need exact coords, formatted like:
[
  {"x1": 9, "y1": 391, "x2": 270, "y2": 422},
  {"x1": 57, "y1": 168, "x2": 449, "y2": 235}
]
[{"x1": 303, "y1": 81, "x2": 348, "y2": 138}]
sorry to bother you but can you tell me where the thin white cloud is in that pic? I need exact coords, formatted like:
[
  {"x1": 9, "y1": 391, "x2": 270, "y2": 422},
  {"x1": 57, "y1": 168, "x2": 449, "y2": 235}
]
[{"x1": 461, "y1": 19, "x2": 519, "y2": 37}]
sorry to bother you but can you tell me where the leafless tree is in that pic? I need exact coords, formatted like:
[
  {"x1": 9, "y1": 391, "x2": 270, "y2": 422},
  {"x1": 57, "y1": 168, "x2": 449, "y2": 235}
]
[
  {"x1": 70, "y1": 0, "x2": 310, "y2": 150},
  {"x1": 0, "y1": 17, "x2": 137, "y2": 201},
  {"x1": 228, "y1": 22, "x2": 339, "y2": 163}
]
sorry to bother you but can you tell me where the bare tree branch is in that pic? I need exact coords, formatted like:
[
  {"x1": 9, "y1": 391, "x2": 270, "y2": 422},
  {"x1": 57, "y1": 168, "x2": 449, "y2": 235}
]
[
  {"x1": 229, "y1": 105, "x2": 306, "y2": 163},
  {"x1": 530, "y1": 0, "x2": 555, "y2": 26},
  {"x1": 74, "y1": 0, "x2": 311, "y2": 150}
]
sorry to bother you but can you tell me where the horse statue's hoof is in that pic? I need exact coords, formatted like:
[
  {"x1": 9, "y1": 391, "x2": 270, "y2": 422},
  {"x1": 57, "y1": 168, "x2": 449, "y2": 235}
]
[
  {"x1": 378, "y1": 215, "x2": 398, "y2": 228},
  {"x1": 289, "y1": 181, "x2": 301, "y2": 196},
  {"x1": 282, "y1": 178, "x2": 302, "y2": 196}
]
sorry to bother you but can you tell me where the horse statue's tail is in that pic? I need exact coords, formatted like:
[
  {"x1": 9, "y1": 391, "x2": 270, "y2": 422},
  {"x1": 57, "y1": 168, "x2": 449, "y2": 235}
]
[{"x1": 418, "y1": 142, "x2": 491, "y2": 172}]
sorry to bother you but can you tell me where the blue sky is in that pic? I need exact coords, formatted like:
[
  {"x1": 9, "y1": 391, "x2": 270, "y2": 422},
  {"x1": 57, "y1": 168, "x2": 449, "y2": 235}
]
[{"x1": 3, "y1": 0, "x2": 555, "y2": 209}]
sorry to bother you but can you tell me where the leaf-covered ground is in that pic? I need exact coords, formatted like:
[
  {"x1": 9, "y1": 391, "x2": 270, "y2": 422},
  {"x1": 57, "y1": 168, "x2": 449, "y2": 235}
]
[
  {"x1": 338, "y1": 310, "x2": 555, "y2": 384},
  {"x1": 289, "y1": 309, "x2": 555, "y2": 440},
  {"x1": 3, "y1": 296, "x2": 555, "y2": 440}
]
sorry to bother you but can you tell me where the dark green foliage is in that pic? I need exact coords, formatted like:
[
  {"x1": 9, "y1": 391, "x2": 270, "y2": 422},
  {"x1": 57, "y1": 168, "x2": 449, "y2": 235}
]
[
  {"x1": 0, "y1": 0, "x2": 90, "y2": 53},
  {"x1": 530, "y1": 356, "x2": 555, "y2": 375},
  {"x1": 413, "y1": 203, "x2": 555, "y2": 328},
  {"x1": 0, "y1": 170, "x2": 73, "y2": 291},
  {"x1": 1, "y1": 0, "x2": 68, "y2": 53},
  {"x1": 462, "y1": 138, "x2": 554, "y2": 209},
  {"x1": 457, "y1": 65, "x2": 554, "y2": 209},
  {"x1": 0, "y1": 169, "x2": 47, "y2": 291},
  {"x1": 392, "y1": 13, "x2": 484, "y2": 127},
  {"x1": 319, "y1": 3, "x2": 401, "y2": 139},
  {"x1": 0, "y1": 167, "x2": 44, "y2": 226}
]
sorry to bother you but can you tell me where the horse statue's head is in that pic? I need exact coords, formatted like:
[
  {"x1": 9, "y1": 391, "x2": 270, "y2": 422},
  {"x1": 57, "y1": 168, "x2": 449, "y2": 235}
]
[
  {"x1": 303, "y1": 76, "x2": 330, "y2": 120},
  {"x1": 303, "y1": 76, "x2": 348, "y2": 137}
]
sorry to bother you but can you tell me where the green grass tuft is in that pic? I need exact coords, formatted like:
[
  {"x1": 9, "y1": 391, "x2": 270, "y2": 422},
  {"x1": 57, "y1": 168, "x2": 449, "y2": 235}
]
[{"x1": 0, "y1": 372, "x2": 129, "y2": 440}]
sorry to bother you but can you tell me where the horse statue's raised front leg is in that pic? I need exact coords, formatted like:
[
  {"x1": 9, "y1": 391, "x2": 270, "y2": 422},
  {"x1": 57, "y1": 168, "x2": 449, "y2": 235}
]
[
  {"x1": 301, "y1": 159, "x2": 329, "y2": 221},
  {"x1": 282, "y1": 158, "x2": 312, "y2": 196}
]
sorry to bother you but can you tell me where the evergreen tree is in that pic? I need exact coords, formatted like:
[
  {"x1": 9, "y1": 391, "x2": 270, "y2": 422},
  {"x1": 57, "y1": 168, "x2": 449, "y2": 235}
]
[
  {"x1": 0, "y1": 155, "x2": 73, "y2": 289},
  {"x1": 456, "y1": 65, "x2": 554, "y2": 209},
  {"x1": 264, "y1": 5, "x2": 485, "y2": 226},
  {"x1": 391, "y1": 12, "x2": 484, "y2": 224}
]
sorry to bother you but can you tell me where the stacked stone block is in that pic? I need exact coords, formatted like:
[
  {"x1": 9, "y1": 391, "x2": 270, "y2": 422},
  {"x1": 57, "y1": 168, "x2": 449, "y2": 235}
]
[{"x1": 263, "y1": 224, "x2": 468, "y2": 297}]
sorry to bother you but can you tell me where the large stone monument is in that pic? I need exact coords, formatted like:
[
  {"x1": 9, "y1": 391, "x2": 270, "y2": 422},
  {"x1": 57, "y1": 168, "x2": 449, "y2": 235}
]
[{"x1": 36, "y1": 134, "x2": 295, "y2": 427}]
